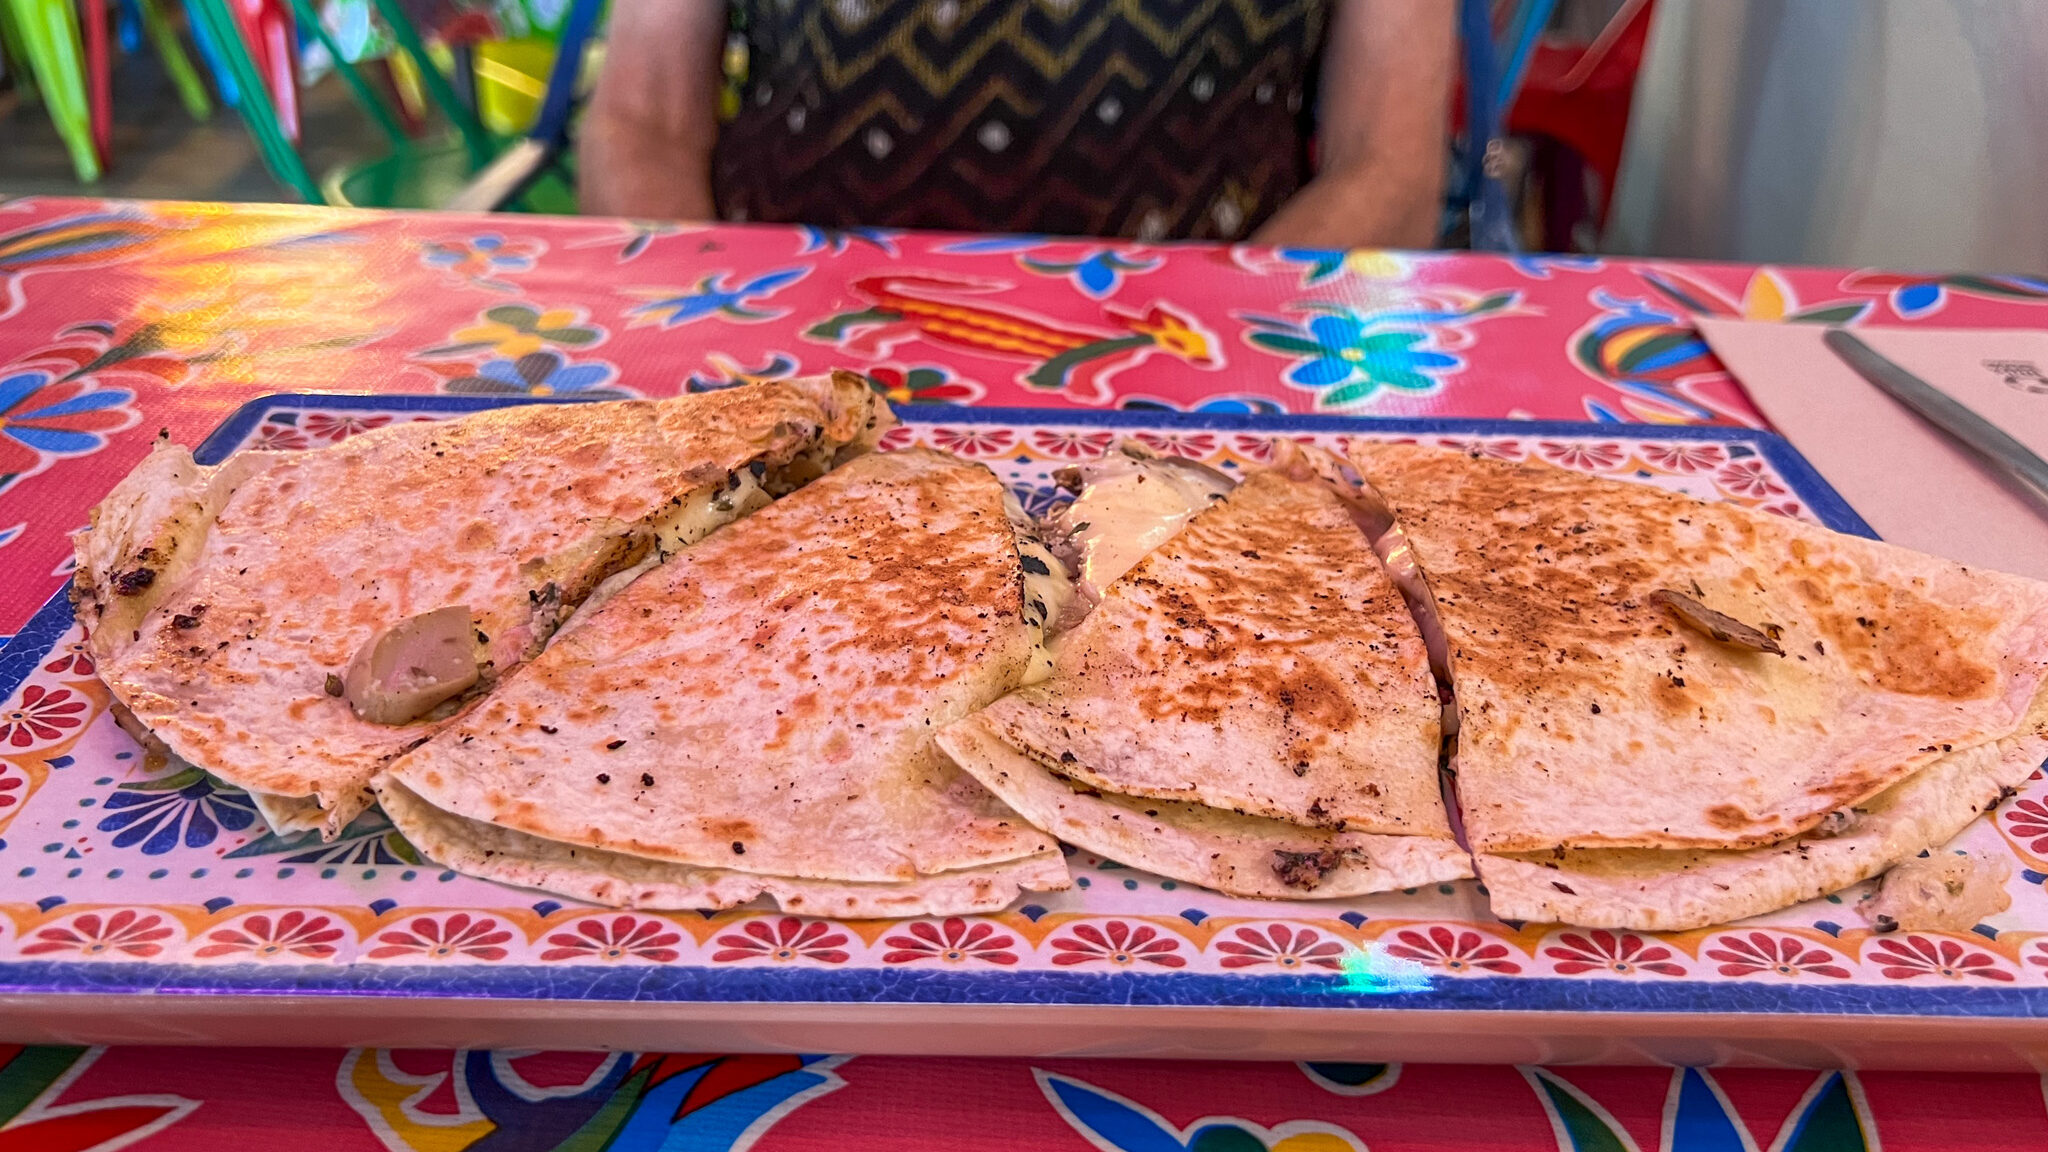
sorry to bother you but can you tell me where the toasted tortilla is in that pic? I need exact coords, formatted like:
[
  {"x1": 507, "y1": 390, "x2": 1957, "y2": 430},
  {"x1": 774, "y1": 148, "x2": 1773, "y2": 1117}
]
[
  {"x1": 1479, "y1": 685, "x2": 2048, "y2": 930},
  {"x1": 77, "y1": 375, "x2": 887, "y2": 837},
  {"x1": 1351, "y1": 443, "x2": 2048, "y2": 854},
  {"x1": 382, "y1": 448, "x2": 1064, "y2": 889},
  {"x1": 380, "y1": 777, "x2": 1068, "y2": 917},
  {"x1": 940, "y1": 714, "x2": 1472, "y2": 898},
  {"x1": 977, "y1": 468, "x2": 1448, "y2": 833}
]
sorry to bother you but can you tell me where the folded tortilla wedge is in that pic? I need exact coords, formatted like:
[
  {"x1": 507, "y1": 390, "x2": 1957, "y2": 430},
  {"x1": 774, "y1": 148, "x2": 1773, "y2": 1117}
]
[
  {"x1": 76, "y1": 375, "x2": 888, "y2": 838},
  {"x1": 942, "y1": 460, "x2": 1472, "y2": 898},
  {"x1": 377, "y1": 448, "x2": 1070, "y2": 915},
  {"x1": 1351, "y1": 442, "x2": 2048, "y2": 928}
]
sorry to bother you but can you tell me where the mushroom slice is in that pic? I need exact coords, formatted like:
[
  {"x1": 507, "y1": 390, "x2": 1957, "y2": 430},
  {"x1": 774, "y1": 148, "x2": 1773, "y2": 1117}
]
[{"x1": 344, "y1": 605, "x2": 481, "y2": 725}]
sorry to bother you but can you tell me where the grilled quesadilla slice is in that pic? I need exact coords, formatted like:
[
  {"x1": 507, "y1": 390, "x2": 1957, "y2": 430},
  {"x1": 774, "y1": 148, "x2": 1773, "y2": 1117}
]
[
  {"x1": 379, "y1": 448, "x2": 1070, "y2": 911},
  {"x1": 943, "y1": 460, "x2": 1469, "y2": 898},
  {"x1": 1478, "y1": 683, "x2": 2048, "y2": 930},
  {"x1": 1350, "y1": 443, "x2": 2048, "y2": 857},
  {"x1": 77, "y1": 375, "x2": 888, "y2": 837},
  {"x1": 380, "y1": 777, "x2": 1067, "y2": 917}
]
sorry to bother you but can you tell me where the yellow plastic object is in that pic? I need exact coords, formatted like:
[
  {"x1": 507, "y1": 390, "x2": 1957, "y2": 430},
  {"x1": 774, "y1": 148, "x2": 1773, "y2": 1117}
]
[{"x1": 472, "y1": 36, "x2": 551, "y2": 136}]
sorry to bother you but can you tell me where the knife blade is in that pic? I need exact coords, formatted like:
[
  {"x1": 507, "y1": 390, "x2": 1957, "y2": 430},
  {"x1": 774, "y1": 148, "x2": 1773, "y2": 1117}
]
[{"x1": 1823, "y1": 328, "x2": 2048, "y2": 517}]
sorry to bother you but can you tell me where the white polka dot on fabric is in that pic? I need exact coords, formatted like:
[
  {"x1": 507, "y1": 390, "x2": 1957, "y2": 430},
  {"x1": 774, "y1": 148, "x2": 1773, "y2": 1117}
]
[
  {"x1": 786, "y1": 105, "x2": 807, "y2": 132},
  {"x1": 979, "y1": 121, "x2": 1012, "y2": 152},
  {"x1": 1211, "y1": 198, "x2": 1243, "y2": 237},
  {"x1": 1255, "y1": 81, "x2": 1275, "y2": 104},
  {"x1": 1138, "y1": 210, "x2": 1167, "y2": 241},
  {"x1": 1191, "y1": 74, "x2": 1215, "y2": 102},
  {"x1": 1097, "y1": 96, "x2": 1122, "y2": 124},
  {"x1": 932, "y1": 0, "x2": 959, "y2": 28},
  {"x1": 866, "y1": 127, "x2": 893, "y2": 158}
]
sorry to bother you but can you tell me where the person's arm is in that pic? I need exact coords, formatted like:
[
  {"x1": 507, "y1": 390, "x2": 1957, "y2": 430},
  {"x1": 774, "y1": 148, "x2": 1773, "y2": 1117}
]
[
  {"x1": 1252, "y1": 0, "x2": 1454, "y2": 250},
  {"x1": 577, "y1": 0, "x2": 729, "y2": 219}
]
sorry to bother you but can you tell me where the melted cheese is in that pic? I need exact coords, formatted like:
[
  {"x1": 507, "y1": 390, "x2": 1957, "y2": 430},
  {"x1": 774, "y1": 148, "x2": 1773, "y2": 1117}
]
[
  {"x1": 1004, "y1": 489, "x2": 1076, "y2": 685},
  {"x1": 1051, "y1": 454, "x2": 1234, "y2": 603}
]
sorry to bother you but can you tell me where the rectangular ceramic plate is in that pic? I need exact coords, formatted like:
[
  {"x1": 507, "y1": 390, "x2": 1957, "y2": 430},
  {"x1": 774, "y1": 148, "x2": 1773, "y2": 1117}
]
[{"x1": 3, "y1": 394, "x2": 2044, "y2": 1068}]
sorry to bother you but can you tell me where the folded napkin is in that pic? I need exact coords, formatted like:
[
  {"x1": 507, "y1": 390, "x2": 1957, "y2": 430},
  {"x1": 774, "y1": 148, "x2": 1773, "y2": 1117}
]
[{"x1": 1698, "y1": 319, "x2": 2048, "y2": 581}]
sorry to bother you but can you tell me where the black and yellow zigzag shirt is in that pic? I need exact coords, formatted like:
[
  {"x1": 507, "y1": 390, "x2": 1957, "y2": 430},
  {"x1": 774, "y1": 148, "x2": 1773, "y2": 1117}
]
[{"x1": 711, "y1": 0, "x2": 1331, "y2": 240}]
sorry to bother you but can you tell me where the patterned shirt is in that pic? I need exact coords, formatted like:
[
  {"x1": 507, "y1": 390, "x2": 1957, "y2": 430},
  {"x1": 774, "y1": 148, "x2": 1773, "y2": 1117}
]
[{"x1": 712, "y1": 0, "x2": 1331, "y2": 240}]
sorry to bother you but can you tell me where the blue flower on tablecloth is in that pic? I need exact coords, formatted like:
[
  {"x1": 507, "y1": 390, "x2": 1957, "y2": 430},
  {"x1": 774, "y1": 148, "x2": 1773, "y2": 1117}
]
[
  {"x1": 419, "y1": 233, "x2": 543, "y2": 293},
  {"x1": 797, "y1": 225, "x2": 900, "y2": 256},
  {"x1": 0, "y1": 369, "x2": 137, "y2": 489},
  {"x1": 96, "y1": 766, "x2": 259, "y2": 854},
  {"x1": 625, "y1": 267, "x2": 811, "y2": 327},
  {"x1": 443, "y1": 350, "x2": 629, "y2": 399},
  {"x1": 1020, "y1": 249, "x2": 1163, "y2": 299},
  {"x1": 1119, "y1": 394, "x2": 1285, "y2": 416},
  {"x1": 1240, "y1": 294, "x2": 1518, "y2": 410},
  {"x1": 1508, "y1": 253, "x2": 1605, "y2": 279},
  {"x1": 1037, "y1": 1070, "x2": 1367, "y2": 1151}
]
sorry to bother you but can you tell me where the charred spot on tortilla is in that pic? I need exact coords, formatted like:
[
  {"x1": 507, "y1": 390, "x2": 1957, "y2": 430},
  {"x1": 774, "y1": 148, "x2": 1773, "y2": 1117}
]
[
  {"x1": 1273, "y1": 847, "x2": 1342, "y2": 890},
  {"x1": 113, "y1": 567, "x2": 157, "y2": 596},
  {"x1": 1649, "y1": 589, "x2": 1785, "y2": 656},
  {"x1": 172, "y1": 605, "x2": 207, "y2": 629},
  {"x1": 1807, "y1": 808, "x2": 1859, "y2": 839},
  {"x1": 323, "y1": 673, "x2": 343, "y2": 698}
]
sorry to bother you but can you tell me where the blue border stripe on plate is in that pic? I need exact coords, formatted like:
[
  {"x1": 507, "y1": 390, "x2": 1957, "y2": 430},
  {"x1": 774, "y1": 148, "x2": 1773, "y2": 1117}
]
[{"x1": 0, "y1": 958, "x2": 2043, "y2": 1017}]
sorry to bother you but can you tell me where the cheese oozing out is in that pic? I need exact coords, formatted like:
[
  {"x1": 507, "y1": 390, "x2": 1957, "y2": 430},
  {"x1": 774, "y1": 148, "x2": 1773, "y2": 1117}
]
[
  {"x1": 1048, "y1": 444, "x2": 1236, "y2": 609},
  {"x1": 1004, "y1": 489, "x2": 1077, "y2": 685}
]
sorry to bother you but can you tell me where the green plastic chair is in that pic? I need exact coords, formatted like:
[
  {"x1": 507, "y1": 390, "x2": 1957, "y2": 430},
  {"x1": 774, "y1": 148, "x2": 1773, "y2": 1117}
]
[{"x1": 3, "y1": 0, "x2": 99, "y2": 181}]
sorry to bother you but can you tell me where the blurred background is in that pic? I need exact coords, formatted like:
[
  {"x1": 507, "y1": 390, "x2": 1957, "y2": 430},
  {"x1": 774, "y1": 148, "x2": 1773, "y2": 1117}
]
[{"x1": 1, "y1": 0, "x2": 2043, "y2": 271}]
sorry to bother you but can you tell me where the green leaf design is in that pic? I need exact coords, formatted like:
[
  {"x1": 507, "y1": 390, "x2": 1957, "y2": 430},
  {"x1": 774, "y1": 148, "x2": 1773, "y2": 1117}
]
[
  {"x1": 1615, "y1": 331, "x2": 1697, "y2": 375},
  {"x1": 537, "y1": 326, "x2": 600, "y2": 347},
  {"x1": 1248, "y1": 332, "x2": 1326, "y2": 356},
  {"x1": 1525, "y1": 1069, "x2": 1637, "y2": 1152},
  {"x1": 1788, "y1": 304, "x2": 1869, "y2": 325},
  {"x1": 1320, "y1": 380, "x2": 1380, "y2": 408},
  {"x1": 484, "y1": 304, "x2": 540, "y2": 327},
  {"x1": 1780, "y1": 1072, "x2": 1872, "y2": 1152},
  {"x1": 0, "y1": 1046, "x2": 88, "y2": 1125},
  {"x1": 553, "y1": 1062, "x2": 650, "y2": 1152},
  {"x1": 1380, "y1": 371, "x2": 1437, "y2": 392},
  {"x1": 1356, "y1": 332, "x2": 1427, "y2": 354},
  {"x1": 1471, "y1": 290, "x2": 1521, "y2": 315},
  {"x1": 1947, "y1": 275, "x2": 2048, "y2": 300}
]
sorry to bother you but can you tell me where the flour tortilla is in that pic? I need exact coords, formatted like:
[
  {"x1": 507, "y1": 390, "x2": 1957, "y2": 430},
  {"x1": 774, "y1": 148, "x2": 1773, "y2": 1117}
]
[
  {"x1": 380, "y1": 777, "x2": 1069, "y2": 917},
  {"x1": 77, "y1": 375, "x2": 887, "y2": 837},
  {"x1": 977, "y1": 468, "x2": 1448, "y2": 834},
  {"x1": 1351, "y1": 443, "x2": 2048, "y2": 854},
  {"x1": 1479, "y1": 684, "x2": 2048, "y2": 930},
  {"x1": 383, "y1": 448, "x2": 1064, "y2": 888},
  {"x1": 940, "y1": 714, "x2": 1472, "y2": 899}
]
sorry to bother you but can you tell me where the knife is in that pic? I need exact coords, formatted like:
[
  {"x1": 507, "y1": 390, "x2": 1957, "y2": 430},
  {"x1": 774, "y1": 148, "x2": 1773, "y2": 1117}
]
[{"x1": 1823, "y1": 328, "x2": 2048, "y2": 517}]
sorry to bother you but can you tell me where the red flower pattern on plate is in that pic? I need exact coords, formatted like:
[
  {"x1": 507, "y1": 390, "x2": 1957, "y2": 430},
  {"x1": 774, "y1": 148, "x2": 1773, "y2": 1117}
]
[
  {"x1": 539, "y1": 916, "x2": 682, "y2": 963},
  {"x1": 927, "y1": 427, "x2": 1016, "y2": 457},
  {"x1": 302, "y1": 412, "x2": 394, "y2": 442},
  {"x1": 881, "y1": 918, "x2": 1018, "y2": 965},
  {"x1": 1868, "y1": 935, "x2": 2015, "y2": 982},
  {"x1": 246, "y1": 422, "x2": 311, "y2": 451},
  {"x1": 1, "y1": 684, "x2": 87, "y2": 747},
  {"x1": 0, "y1": 764, "x2": 22, "y2": 809},
  {"x1": 1640, "y1": 443, "x2": 1728, "y2": 473},
  {"x1": 21, "y1": 910, "x2": 176, "y2": 958},
  {"x1": 1133, "y1": 431, "x2": 1219, "y2": 459},
  {"x1": 1703, "y1": 932, "x2": 1851, "y2": 979},
  {"x1": 194, "y1": 911, "x2": 346, "y2": 960},
  {"x1": 1543, "y1": 930, "x2": 1688, "y2": 976},
  {"x1": 1384, "y1": 926, "x2": 1523, "y2": 974},
  {"x1": 2003, "y1": 797, "x2": 2048, "y2": 856},
  {"x1": 1049, "y1": 920, "x2": 1186, "y2": 968},
  {"x1": 1537, "y1": 441, "x2": 1626, "y2": 471},
  {"x1": 712, "y1": 917, "x2": 851, "y2": 964},
  {"x1": 1029, "y1": 428, "x2": 1115, "y2": 459},
  {"x1": 1758, "y1": 500, "x2": 1804, "y2": 519},
  {"x1": 1214, "y1": 924, "x2": 1346, "y2": 971},
  {"x1": 1232, "y1": 433, "x2": 1277, "y2": 461},
  {"x1": 876, "y1": 424, "x2": 918, "y2": 451},
  {"x1": 367, "y1": 913, "x2": 514, "y2": 961},
  {"x1": 1435, "y1": 437, "x2": 1523, "y2": 461},
  {"x1": 1714, "y1": 458, "x2": 1787, "y2": 499},
  {"x1": 41, "y1": 639, "x2": 94, "y2": 676}
]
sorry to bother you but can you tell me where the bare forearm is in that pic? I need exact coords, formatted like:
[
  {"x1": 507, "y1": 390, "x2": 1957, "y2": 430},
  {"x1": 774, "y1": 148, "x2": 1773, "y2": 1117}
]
[
  {"x1": 1253, "y1": 158, "x2": 1444, "y2": 249},
  {"x1": 576, "y1": 0, "x2": 726, "y2": 220}
]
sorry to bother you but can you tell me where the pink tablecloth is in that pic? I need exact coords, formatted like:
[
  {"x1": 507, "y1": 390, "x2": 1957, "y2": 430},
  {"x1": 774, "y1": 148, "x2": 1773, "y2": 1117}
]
[{"x1": 4, "y1": 197, "x2": 2048, "y2": 1151}]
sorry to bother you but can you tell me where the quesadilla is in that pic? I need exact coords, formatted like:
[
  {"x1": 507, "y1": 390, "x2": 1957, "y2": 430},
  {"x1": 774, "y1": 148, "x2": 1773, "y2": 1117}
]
[
  {"x1": 377, "y1": 448, "x2": 1071, "y2": 914},
  {"x1": 1350, "y1": 442, "x2": 2048, "y2": 928},
  {"x1": 941, "y1": 449, "x2": 1471, "y2": 898},
  {"x1": 76, "y1": 375, "x2": 888, "y2": 838}
]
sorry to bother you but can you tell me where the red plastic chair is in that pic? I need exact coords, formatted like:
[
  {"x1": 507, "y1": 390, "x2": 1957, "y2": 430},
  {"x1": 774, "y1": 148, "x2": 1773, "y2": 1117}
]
[{"x1": 1502, "y1": 0, "x2": 1655, "y2": 224}]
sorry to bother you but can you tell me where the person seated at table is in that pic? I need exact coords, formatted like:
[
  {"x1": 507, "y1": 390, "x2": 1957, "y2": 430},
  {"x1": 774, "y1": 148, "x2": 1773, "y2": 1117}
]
[{"x1": 580, "y1": 0, "x2": 1452, "y2": 249}]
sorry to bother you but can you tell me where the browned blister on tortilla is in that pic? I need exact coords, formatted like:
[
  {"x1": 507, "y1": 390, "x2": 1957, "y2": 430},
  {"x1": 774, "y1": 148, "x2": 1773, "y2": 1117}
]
[
  {"x1": 1350, "y1": 442, "x2": 2048, "y2": 857},
  {"x1": 77, "y1": 375, "x2": 887, "y2": 836}
]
